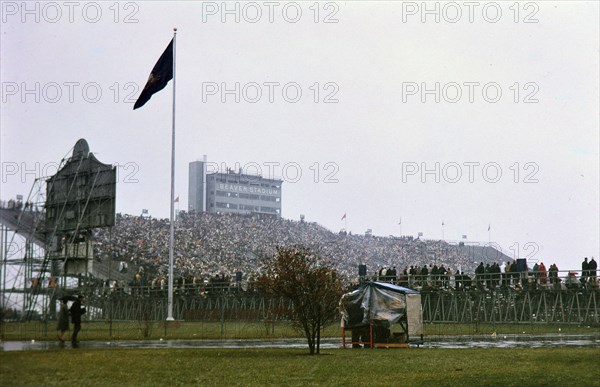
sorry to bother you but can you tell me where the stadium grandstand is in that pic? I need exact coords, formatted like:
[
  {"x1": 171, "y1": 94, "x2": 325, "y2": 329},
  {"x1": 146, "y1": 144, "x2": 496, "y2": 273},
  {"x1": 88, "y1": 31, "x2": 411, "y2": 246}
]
[
  {"x1": 3, "y1": 202, "x2": 598, "y2": 325},
  {"x1": 3, "y1": 141, "x2": 596, "y2": 324},
  {"x1": 92, "y1": 210, "x2": 512, "y2": 288}
]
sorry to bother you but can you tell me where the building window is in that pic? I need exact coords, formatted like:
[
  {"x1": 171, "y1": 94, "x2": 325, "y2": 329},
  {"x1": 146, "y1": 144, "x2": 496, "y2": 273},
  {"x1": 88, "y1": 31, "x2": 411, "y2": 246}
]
[{"x1": 240, "y1": 193, "x2": 259, "y2": 200}]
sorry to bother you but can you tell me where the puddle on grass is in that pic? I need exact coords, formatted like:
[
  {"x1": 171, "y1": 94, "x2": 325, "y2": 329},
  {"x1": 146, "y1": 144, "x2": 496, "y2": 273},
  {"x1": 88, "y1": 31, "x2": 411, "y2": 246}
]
[
  {"x1": 424, "y1": 334, "x2": 600, "y2": 349},
  {"x1": 2, "y1": 335, "x2": 599, "y2": 352}
]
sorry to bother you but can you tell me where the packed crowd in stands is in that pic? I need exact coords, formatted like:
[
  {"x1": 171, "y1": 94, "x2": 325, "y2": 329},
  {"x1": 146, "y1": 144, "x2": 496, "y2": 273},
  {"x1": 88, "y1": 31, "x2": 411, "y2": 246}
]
[
  {"x1": 93, "y1": 211, "x2": 486, "y2": 286},
  {"x1": 89, "y1": 211, "x2": 599, "y2": 296}
]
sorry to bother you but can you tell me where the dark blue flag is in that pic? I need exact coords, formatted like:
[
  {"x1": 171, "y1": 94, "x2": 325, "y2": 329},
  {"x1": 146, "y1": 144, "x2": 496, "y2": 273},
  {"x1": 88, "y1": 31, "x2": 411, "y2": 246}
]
[{"x1": 134, "y1": 38, "x2": 173, "y2": 110}]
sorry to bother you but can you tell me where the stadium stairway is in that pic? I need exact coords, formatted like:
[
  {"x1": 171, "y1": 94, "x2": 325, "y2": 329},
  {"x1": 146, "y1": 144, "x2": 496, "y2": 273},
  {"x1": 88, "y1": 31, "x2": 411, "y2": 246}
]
[{"x1": 0, "y1": 207, "x2": 45, "y2": 245}]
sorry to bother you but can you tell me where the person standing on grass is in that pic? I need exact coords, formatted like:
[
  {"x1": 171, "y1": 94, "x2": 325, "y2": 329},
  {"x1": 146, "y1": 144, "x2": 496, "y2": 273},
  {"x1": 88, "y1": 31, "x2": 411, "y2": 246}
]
[
  {"x1": 69, "y1": 295, "x2": 86, "y2": 347},
  {"x1": 56, "y1": 298, "x2": 70, "y2": 345}
]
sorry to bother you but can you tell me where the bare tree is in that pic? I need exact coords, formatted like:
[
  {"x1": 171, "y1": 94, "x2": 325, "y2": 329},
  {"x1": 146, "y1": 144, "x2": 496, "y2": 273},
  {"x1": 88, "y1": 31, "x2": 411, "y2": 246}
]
[{"x1": 257, "y1": 245, "x2": 344, "y2": 355}]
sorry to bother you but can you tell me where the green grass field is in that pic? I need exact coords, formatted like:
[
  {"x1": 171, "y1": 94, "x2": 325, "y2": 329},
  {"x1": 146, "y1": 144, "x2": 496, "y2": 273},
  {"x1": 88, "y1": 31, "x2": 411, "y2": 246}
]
[
  {"x1": 2, "y1": 320, "x2": 597, "y2": 341},
  {"x1": 2, "y1": 321, "x2": 599, "y2": 386},
  {"x1": 2, "y1": 347, "x2": 599, "y2": 386}
]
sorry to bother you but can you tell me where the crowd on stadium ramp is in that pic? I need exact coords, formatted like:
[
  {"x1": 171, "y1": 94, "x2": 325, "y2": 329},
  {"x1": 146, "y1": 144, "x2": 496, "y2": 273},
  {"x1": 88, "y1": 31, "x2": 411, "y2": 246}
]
[{"x1": 374, "y1": 259, "x2": 597, "y2": 292}]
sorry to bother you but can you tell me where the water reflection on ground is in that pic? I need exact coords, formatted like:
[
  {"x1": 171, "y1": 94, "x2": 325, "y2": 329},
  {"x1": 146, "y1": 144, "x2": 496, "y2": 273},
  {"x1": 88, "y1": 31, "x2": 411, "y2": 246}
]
[
  {"x1": 2, "y1": 334, "x2": 599, "y2": 352},
  {"x1": 424, "y1": 334, "x2": 600, "y2": 349}
]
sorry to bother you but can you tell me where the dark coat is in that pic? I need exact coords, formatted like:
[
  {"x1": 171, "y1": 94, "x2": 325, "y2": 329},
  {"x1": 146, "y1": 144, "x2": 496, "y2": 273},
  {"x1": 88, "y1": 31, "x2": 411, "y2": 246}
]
[{"x1": 69, "y1": 300, "x2": 86, "y2": 324}]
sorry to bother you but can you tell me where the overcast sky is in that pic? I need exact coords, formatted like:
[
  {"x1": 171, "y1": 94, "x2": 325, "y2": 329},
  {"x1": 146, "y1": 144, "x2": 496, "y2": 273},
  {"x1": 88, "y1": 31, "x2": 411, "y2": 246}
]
[{"x1": 1, "y1": 1, "x2": 598, "y2": 271}]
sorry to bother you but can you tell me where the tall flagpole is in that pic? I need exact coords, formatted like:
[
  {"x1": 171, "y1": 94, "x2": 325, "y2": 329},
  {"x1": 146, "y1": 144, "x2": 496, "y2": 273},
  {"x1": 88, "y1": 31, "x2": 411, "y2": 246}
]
[{"x1": 167, "y1": 27, "x2": 177, "y2": 321}]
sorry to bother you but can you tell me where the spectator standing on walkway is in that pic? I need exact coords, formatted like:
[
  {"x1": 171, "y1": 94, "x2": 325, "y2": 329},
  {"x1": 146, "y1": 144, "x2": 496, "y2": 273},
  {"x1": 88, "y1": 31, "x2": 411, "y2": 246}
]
[
  {"x1": 581, "y1": 257, "x2": 589, "y2": 285},
  {"x1": 538, "y1": 262, "x2": 547, "y2": 286},
  {"x1": 475, "y1": 262, "x2": 485, "y2": 289},
  {"x1": 589, "y1": 257, "x2": 597, "y2": 284}
]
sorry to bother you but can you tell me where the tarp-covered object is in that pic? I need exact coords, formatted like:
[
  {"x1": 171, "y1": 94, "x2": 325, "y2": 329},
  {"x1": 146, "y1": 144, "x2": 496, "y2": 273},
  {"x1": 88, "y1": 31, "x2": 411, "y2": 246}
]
[{"x1": 340, "y1": 282, "x2": 423, "y2": 343}]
